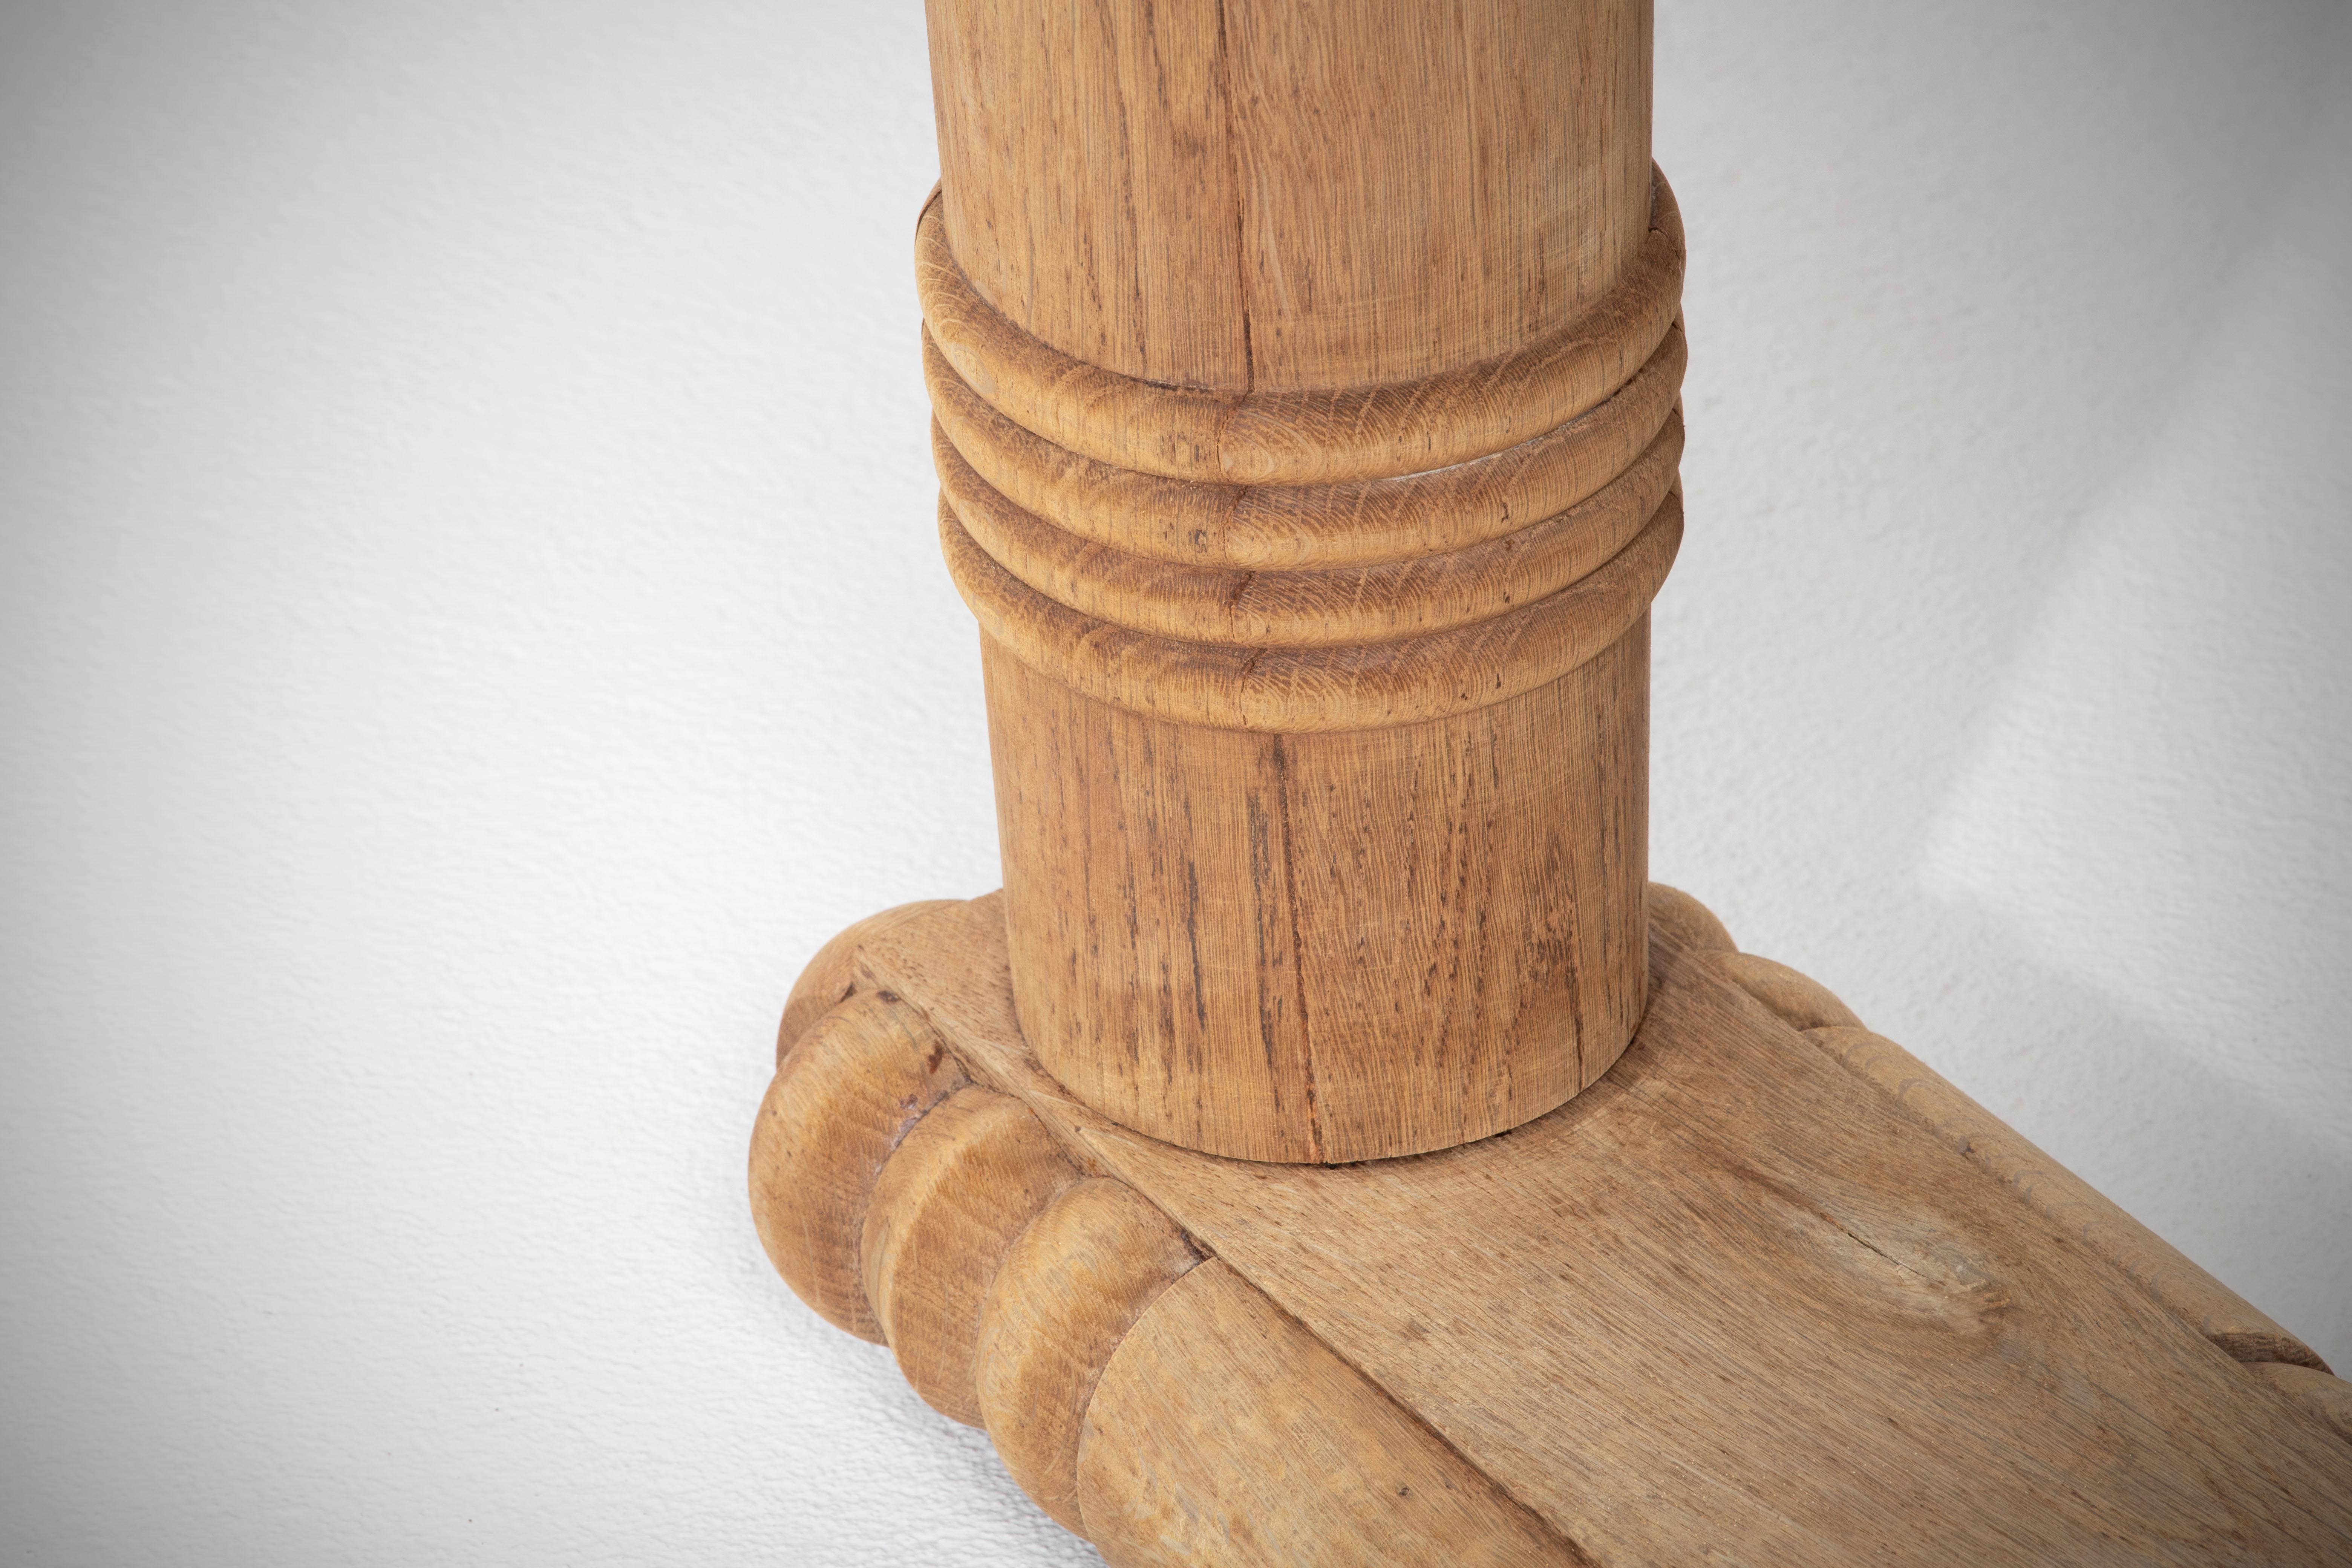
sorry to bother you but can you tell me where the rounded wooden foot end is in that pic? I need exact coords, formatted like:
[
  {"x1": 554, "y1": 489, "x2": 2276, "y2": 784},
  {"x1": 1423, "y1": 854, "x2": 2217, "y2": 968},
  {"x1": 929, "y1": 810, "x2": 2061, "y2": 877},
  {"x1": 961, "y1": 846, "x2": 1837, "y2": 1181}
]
[
  {"x1": 749, "y1": 896, "x2": 2351, "y2": 1557},
  {"x1": 1646, "y1": 880, "x2": 1735, "y2": 954},
  {"x1": 1074, "y1": 1259, "x2": 1580, "y2": 1568},
  {"x1": 975, "y1": 1179, "x2": 1200, "y2": 1532},
  {"x1": 1707, "y1": 950, "x2": 1861, "y2": 1031},
  {"x1": 747, "y1": 989, "x2": 968, "y2": 1342},
  {"x1": 776, "y1": 900, "x2": 960, "y2": 1064},
  {"x1": 861, "y1": 1084, "x2": 1081, "y2": 1425},
  {"x1": 749, "y1": 897, "x2": 1594, "y2": 1559}
]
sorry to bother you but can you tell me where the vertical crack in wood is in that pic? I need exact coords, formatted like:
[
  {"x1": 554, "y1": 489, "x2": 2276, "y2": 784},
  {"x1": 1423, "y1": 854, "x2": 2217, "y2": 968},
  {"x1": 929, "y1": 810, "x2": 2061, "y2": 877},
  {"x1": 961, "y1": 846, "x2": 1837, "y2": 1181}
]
[
  {"x1": 1270, "y1": 733, "x2": 1323, "y2": 1162},
  {"x1": 1213, "y1": 0, "x2": 1253, "y2": 396}
]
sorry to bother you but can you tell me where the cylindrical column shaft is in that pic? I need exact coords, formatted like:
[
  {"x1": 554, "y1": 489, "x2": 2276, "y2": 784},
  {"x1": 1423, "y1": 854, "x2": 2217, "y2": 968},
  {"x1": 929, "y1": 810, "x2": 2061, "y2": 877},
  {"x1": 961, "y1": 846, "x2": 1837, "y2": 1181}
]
[
  {"x1": 923, "y1": 0, "x2": 1678, "y2": 1162},
  {"x1": 927, "y1": 0, "x2": 1654, "y2": 393}
]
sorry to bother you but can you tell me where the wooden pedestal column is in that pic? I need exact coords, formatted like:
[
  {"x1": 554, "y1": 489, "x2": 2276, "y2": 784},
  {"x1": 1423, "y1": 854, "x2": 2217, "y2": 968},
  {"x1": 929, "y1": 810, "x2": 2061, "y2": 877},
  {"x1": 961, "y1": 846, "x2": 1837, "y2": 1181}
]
[
  {"x1": 744, "y1": 4, "x2": 2352, "y2": 1562},
  {"x1": 924, "y1": 0, "x2": 1677, "y2": 1162},
  {"x1": 752, "y1": 896, "x2": 2352, "y2": 1565}
]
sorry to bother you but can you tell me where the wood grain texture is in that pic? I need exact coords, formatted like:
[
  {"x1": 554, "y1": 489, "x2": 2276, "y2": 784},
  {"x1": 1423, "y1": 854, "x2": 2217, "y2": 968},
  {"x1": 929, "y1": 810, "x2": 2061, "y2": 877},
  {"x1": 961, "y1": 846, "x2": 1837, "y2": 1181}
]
[
  {"x1": 947, "y1": 488, "x2": 1678, "y2": 733},
  {"x1": 1076, "y1": 1259, "x2": 1584, "y2": 1568},
  {"x1": 752, "y1": 909, "x2": 1584, "y2": 1561},
  {"x1": 769, "y1": 1, "x2": 2349, "y2": 1555},
  {"x1": 985, "y1": 620, "x2": 1648, "y2": 1163},
  {"x1": 916, "y1": 171, "x2": 1681, "y2": 484},
  {"x1": 859, "y1": 1083, "x2": 1081, "y2": 1424},
  {"x1": 924, "y1": 322, "x2": 1686, "y2": 571},
  {"x1": 1218, "y1": 0, "x2": 1654, "y2": 394},
  {"x1": 941, "y1": 407, "x2": 1681, "y2": 647},
  {"x1": 1804, "y1": 1021, "x2": 2327, "y2": 1371},
  {"x1": 1645, "y1": 878, "x2": 1734, "y2": 953},
  {"x1": 2245, "y1": 1362, "x2": 2352, "y2": 1447},
  {"x1": 924, "y1": 0, "x2": 1680, "y2": 1159},
  {"x1": 1657, "y1": 888, "x2": 2322, "y2": 1376},
  {"x1": 926, "y1": 0, "x2": 1653, "y2": 406},
  {"x1": 775, "y1": 899, "x2": 960, "y2": 1064},
  {"x1": 747, "y1": 989, "x2": 967, "y2": 1343},
  {"x1": 974, "y1": 1178, "x2": 1200, "y2": 1533},
  {"x1": 924, "y1": 0, "x2": 1248, "y2": 395},
  {"x1": 1706, "y1": 949, "x2": 1862, "y2": 1031},
  {"x1": 857, "y1": 896, "x2": 2352, "y2": 1565}
]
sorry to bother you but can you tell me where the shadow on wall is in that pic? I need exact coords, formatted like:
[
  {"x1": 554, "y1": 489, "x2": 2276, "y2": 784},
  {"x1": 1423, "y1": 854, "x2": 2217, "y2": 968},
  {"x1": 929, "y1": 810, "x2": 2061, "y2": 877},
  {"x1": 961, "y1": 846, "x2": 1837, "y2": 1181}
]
[
  {"x1": 1653, "y1": 0, "x2": 2344, "y2": 963},
  {"x1": 1919, "y1": 2, "x2": 2352, "y2": 1367},
  {"x1": 1654, "y1": 0, "x2": 2352, "y2": 1369},
  {"x1": 1901, "y1": 896, "x2": 2352, "y2": 1370}
]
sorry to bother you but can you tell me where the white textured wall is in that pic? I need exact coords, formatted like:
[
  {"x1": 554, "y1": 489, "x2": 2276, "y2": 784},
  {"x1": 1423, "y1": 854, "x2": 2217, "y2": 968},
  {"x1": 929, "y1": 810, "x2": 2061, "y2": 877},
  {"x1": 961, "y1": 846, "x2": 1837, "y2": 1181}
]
[{"x1": 3, "y1": 3, "x2": 2345, "y2": 1563}]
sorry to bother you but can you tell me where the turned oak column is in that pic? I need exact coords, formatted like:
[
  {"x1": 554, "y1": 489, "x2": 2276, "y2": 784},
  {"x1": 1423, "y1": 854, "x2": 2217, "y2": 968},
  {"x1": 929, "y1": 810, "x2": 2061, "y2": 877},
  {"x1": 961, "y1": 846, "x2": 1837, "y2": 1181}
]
[
  {"x1": 752, "y1": 12, "x2": 2352, "y2": 1558},
  {"x1": 922, "y1": 0, "x2": 1681, "y2": 1162}
]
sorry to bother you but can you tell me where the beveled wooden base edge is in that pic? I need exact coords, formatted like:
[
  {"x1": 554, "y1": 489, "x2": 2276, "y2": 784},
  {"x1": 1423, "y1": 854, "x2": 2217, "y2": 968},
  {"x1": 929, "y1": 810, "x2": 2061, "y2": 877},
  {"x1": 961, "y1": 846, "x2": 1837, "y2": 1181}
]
[{"x1": 747, "y1": 886, "x2": 2347, "y2": 1567}]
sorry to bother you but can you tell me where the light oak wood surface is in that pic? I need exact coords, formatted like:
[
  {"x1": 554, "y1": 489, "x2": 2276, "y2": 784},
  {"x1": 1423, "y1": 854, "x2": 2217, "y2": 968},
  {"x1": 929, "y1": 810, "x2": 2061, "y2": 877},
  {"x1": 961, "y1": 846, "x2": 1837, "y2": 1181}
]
[
  {"x1": 915, "y1": 172, "x2": 1684, "y2": 485},
  {"x1": 983, "y1": 619, "x2": 1650, "y2": 1163},
  {"x1": 748, "y1": 988, "x2": 966, "y2": 1343},
  {"x1": 1673, "y1": 888, "x2": 2324, "y2": 1377},
  {"x1": 1076, "y1": 1258, "x2": 1580, "y2": 1566},
  {"x1": 772, "y1": 899, "x2": 956, "y2": 1065},
  {"x1": 860, "y1": 1083, "x2": 1080, "y2": 1425},
  {"x1": 799, "y1": 893, "x2": 2352, "y2": 1566},
  {"x1": 946, "y1": 488, "x2": 1681, "y2": 733},
  {"x1": 2247, "y1": 1362, "x2": 2352, "y2": 1447},
  {"x1": 974, "y1": 1178, "x2": 1200, "y2": 1534},
  {"x1": 924, "y1": 321, "x2": 1687, "y2": 571},
  {"x1": 1802, "y1": 1019, "x2": 2326, "y2": 1370},
  {"x1": 923, "y1": 0, "x2": 1679, "y2": 1161},
  {"x1": 747, "y1": 4, "x2": 2349, "y2": 1560},
  {"x1": 925, "y1": 0, "x2": 1654, "y2": 407},
  {"x1": 939, "y1": 407, "x2": 1682, "y2": 648}
]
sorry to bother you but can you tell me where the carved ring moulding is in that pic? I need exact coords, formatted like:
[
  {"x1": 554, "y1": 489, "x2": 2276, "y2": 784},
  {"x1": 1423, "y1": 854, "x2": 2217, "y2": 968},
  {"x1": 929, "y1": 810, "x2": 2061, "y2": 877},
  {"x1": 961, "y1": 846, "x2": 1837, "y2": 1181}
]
[{"x1": 923, "y1": 172, "x2": 1686, "y2": 1164}]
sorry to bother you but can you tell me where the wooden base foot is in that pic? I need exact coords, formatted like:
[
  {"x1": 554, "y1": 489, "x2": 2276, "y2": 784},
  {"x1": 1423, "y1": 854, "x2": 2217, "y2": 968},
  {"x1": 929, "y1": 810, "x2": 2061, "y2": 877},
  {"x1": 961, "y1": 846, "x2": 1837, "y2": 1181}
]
[{"x1": 750, "y1": 890, "x2": 2352, "y2": 1566}]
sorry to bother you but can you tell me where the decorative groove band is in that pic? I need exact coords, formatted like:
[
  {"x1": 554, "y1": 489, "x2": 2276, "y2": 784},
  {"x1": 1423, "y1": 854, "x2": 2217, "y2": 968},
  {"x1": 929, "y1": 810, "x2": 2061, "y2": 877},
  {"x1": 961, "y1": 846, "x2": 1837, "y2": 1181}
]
[
  {"x1": 938, "y1": 410, "x2": 1681, "y2": 649},
  {"x1": 925, "y1": 322, "x2": 1687, "y2": 571},
  {"x1": 917, "y1": 168, "x2": 1685, "y2": 487},
  {"x1": 943, "y1": 487, "x2": 1681, "y2": 732}
]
